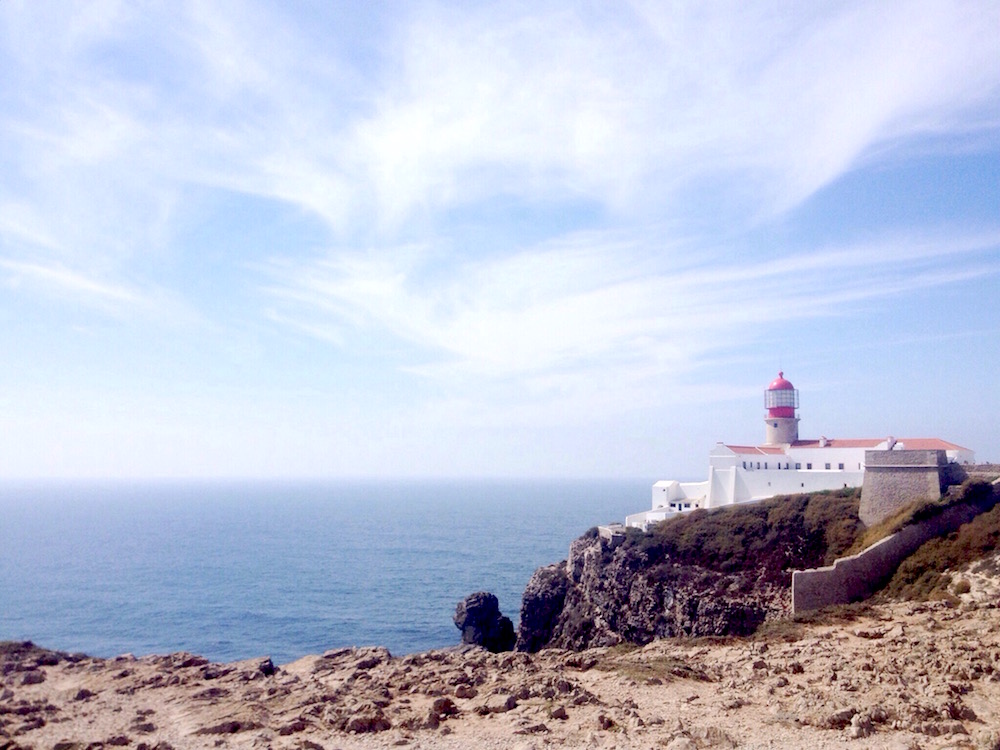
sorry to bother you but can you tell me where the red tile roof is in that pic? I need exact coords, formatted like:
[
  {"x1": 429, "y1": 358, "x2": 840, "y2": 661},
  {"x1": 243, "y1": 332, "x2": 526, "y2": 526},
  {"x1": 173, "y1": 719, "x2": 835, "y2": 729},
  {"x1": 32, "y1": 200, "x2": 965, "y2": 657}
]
[
  {"x1": 724, "y1": 438, "x2": 969, "y2": 453},
  {"x1": 724, "y1": 445, "x2": 787, "y2": 455},
  {"x1": 790, "y1": 439, "x2": 882, "y2": 449},
  {"x1": 890, "y1": 438, "x2": 968, "y2": 451}
]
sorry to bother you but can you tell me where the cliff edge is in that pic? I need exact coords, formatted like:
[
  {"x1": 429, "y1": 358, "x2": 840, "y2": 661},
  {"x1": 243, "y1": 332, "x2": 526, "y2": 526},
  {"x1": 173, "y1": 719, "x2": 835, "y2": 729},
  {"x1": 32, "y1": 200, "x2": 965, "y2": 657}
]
[
  {"x1": 518, "y1": 479, "x2": 1000, "y2": 653},
  {"x1": 517, "y1": 489, "x2": 865, "y2": 651}
]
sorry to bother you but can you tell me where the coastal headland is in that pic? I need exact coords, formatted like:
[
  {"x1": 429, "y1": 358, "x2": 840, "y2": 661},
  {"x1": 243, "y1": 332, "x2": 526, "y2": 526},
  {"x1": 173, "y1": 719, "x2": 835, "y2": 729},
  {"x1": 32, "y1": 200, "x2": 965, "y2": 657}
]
[{"x1": 6, "y1": 479, "x2": 1000, "y2": 749}]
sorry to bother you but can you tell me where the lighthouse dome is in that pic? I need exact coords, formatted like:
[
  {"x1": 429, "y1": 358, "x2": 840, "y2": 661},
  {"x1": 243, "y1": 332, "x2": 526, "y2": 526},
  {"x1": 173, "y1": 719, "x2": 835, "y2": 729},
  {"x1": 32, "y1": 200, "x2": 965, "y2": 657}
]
[{"x1": 768, "y1": 371, "x2": 794, "y2": 391}]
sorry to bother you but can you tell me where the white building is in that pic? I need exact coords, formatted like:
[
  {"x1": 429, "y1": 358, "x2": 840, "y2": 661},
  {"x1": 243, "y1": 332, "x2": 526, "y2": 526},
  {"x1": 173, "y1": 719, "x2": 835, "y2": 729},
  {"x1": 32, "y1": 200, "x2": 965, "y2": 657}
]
[{"x1": 626, "y1": 372, "x2": 974, "y2": 530}]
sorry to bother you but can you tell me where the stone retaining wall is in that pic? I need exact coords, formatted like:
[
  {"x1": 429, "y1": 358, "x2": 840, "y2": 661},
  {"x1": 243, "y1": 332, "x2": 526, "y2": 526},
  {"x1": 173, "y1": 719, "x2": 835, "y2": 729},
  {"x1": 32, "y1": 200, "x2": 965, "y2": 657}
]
[
  {"x1": 966, "y1": 464, "x2": 1000, "y2": 481},
  {"x1": 597, "y1": 524, "x2": 625, "y2": 549},
  {"x1": 792, "y1": 485, "x2": 999, "y2": 614}
]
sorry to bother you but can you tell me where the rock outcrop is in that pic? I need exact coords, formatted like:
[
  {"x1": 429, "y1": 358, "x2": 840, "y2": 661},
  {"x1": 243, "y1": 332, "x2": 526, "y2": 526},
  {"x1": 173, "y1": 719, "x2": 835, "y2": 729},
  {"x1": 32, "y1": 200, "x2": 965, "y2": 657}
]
[
  {"x1": 515, "y1": 562, "x2": 570, "y2": 653},
  {"x1": 453, "y1": 591, "x2": 515, "y2": 652},
  {"x1": 517, "y1": 531, "x2": 788, "y2": 651}
]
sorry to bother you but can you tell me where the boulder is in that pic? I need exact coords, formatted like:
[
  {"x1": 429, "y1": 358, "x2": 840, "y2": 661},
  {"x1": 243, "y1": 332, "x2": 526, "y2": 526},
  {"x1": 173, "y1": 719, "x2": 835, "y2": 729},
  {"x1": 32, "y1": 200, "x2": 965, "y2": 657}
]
[{"x1": 454, "y1": 592, "x2": 516, "y2": 653}]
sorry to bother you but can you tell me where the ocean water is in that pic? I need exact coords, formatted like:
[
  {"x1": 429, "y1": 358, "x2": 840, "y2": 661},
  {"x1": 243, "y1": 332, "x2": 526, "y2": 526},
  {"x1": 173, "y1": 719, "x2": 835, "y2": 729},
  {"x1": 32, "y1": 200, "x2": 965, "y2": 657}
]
[{"x1": 0, "y1": 478, "x2": 646, "y2": 664}]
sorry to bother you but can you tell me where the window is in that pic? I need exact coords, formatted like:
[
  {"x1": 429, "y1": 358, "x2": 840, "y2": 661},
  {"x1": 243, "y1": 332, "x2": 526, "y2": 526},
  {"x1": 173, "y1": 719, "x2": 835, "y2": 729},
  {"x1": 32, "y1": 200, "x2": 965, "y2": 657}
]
[
  {"x1": 825, "y1": 463, "x2": 831, "y2": 470},
  {"x1": 742, "y1": 461, "x2": 746, "y2": 469},
  {"x1": 838, "y1": 463, "x2": 844, "y2": 470},
  {"x1": 756, "y1": 462, "x2": 760, "y2": 469},
  {"x1": 764, "y1": 462, "x2": 768, "y2": 469},
  {"x1": 795, "y1": 462, "x2": 801, "y2": 470},
  {"x1": 683, "y1": 503, "x2": 691, "y2": 509},
  {"x1": 806, "y1": 463, "x2": 812, "y2": 470}
]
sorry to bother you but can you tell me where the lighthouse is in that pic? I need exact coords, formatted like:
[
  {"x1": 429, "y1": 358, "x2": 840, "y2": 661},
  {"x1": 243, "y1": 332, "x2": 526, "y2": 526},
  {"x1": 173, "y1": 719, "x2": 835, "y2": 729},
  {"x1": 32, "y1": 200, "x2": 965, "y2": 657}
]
[
  {"x1": 626, "y1": 369, "x2": 974, "y2": 529},
  {"x1": 764, "y1": 371, "x2": 799, "y2": 445}
]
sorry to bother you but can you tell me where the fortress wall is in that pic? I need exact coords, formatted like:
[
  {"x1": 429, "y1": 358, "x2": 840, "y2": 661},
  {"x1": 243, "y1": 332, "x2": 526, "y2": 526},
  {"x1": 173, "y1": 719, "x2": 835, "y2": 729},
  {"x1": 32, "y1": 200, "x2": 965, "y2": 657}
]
[
  {"x1": 792, "y1": 487, "x2": 999, "y2": 614},
  {"x1": 859, "y1": 450, "x2": 947, "y2": 526}
]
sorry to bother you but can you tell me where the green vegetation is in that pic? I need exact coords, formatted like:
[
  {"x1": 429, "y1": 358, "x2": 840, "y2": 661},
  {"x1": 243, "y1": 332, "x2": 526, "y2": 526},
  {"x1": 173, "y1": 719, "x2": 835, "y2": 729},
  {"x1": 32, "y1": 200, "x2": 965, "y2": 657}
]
[
  {"x1": 881, "y1": 484, "x2": 1000, "y2": 601},
  {"x1": 622, "y1": 488, "x2": 863, "y2": 584}
]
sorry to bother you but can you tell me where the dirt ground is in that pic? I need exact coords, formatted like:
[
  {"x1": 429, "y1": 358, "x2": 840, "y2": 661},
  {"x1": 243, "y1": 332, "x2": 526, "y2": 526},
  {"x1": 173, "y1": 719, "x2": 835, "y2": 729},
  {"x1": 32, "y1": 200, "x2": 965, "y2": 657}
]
[{"x1": 4, "y1": 592, "x2": 1000, "y2": 750}]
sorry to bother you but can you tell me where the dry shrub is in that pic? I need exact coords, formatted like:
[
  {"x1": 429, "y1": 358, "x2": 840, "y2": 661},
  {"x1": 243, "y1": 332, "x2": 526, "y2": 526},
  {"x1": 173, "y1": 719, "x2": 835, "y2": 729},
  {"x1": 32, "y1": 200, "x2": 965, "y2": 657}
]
[
  {"x1": 882, "y1": 490, "x2": 1000, "y2": 601},
  {"x1": 849, "y1": 479, "x2": 996, "y2": 555},
  {"x1": 626, "y1": 488, "x2": 863, "y2": 583}
]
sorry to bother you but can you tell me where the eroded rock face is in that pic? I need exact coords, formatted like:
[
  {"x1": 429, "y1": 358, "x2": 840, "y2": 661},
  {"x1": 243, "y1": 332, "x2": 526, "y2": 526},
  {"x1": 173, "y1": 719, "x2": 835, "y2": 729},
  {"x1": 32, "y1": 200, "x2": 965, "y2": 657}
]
[
  {"x1": 453, "y1": 592, "x2": 515, "y2": 652},
  {"x1": 517, "y1": 532, "x2": 789, "y2": 652},
  {"x1": 516, "y1": 562, "x2": 571, "y2": 652}
]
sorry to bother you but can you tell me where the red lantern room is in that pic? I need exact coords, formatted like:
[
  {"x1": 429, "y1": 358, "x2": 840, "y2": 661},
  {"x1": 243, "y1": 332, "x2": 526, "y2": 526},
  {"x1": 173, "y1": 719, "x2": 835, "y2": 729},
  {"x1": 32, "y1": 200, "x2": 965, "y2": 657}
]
[{"x1": 765, "y1": 371, "x2": 798, "y2": 418}]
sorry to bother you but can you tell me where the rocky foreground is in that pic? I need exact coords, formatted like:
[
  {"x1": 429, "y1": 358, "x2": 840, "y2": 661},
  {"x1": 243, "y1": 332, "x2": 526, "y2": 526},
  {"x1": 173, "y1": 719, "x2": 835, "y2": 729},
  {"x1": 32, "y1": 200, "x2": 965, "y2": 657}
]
[{"x1": 5, "y1": 587, "x2": 1000, "y2": 750}]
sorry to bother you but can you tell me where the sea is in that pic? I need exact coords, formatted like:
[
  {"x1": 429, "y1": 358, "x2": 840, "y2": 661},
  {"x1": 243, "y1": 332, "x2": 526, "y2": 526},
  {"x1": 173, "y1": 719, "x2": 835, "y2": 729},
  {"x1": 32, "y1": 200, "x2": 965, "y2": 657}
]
[{"x1": 0, "y1": 478, "x2": 647, "y2": 664}]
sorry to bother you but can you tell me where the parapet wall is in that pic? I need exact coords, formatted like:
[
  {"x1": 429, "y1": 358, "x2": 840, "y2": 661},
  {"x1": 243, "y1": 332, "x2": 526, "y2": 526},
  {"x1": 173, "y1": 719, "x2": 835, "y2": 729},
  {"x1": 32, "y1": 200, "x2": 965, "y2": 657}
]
[
  {"x1": 792, "y1": 485, "x2": 999, "y2": 614},
  {"x1": 859, "y1": 449, "x2": 950, "y2": 527},
  {"x1": 597, "y1": 524, "x2": 626, "y2": 549}
]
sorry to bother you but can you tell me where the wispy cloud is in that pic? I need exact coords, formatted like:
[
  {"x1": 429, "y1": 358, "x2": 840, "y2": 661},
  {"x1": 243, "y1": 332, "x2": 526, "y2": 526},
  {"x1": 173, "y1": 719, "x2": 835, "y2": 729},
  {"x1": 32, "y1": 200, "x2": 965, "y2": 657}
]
[
  {"x1": 0, "y1": 258, "x2": 140, "y2": 307},
  {"x1": 346, "y1": 1, "x2": 1000, "y2": 227},
  {"x1": 2, "y1": 2, "x2": 996, "y2": 266},
  {"x1": 0, "y1": 256, "x2": 201, "y2": 327},
  {"x1": 1, "y1": 2, "x2": 998, "y2": 474},
  {"x1": 262, "y1": 227, "x2": 1000, "y2": 420}
]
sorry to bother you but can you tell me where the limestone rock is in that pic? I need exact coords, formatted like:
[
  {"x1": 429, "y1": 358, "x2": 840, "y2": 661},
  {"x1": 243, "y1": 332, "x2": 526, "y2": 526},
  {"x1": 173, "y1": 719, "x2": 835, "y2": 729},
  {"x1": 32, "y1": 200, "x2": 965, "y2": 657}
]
[
  {"x1": 455, "y1": 683, "x2": 477, "y2": 699},
  {"x1": 482, "y1": 693, "x2": 518, "y2": 713},
  {"x1": 848, "y1": 712, "x2": 874, "y2": 738},
  {"x1": 344, "y1": 708, "x2": 391, "y2": 733}
]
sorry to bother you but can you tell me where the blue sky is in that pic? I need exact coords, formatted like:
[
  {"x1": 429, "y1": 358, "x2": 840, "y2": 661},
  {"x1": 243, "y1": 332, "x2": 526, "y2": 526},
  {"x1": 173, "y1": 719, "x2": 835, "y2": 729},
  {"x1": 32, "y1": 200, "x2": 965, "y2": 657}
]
[{"x1": 1, "y1": 1, "x2": 998, "y2": 480}]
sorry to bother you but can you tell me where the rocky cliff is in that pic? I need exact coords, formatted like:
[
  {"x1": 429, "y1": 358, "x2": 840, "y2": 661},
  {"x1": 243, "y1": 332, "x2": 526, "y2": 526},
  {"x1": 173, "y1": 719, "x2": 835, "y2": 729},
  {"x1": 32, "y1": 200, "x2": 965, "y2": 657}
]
[
  {"x1": 517, "y1": 532, "x2": 791, "y2": 651},
  {"x1": 517, "y1": 489, "x2": 863, "y2": 651}
]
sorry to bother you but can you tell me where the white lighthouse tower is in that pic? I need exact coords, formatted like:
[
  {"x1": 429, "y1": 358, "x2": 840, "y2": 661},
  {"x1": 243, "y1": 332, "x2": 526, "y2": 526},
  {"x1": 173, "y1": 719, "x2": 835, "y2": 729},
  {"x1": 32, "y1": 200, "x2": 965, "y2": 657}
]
[{"x1": 764, "y1": 371, "x2": 799, "y2": 445}]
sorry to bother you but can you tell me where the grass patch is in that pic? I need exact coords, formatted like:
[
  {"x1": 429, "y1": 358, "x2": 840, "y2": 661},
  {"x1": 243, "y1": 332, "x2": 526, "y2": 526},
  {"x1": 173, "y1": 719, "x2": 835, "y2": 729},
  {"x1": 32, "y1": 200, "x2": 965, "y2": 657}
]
[
  {"x1": 749, "y1": 602, "x2": 877, "y2": 643},
  {"x1": 848, "y1": 480, "x2": 995, "y2": 555},
  {"x1": 793, "y1": 601, "x2": 874, "y2": 625},
  {"x1": 750, "y1": 618, "x2": 808, "y2": 643},
  {"x1": 596, "y1": 653, "x2": 714, "y2": 683}
]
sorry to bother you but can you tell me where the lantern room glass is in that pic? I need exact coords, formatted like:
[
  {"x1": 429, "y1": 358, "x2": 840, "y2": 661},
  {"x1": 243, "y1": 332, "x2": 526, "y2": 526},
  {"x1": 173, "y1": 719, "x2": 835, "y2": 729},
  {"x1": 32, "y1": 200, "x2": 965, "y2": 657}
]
[{"x1": 764, "y1": 389, "x2": 798, "y2": 408}]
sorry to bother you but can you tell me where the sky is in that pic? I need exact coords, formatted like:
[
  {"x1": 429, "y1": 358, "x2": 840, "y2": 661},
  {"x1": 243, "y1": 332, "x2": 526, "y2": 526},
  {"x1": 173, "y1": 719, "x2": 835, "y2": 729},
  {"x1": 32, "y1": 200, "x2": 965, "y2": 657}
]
[{"x1": 0, "y1": 1, "x2": 998, "y2": 480}]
